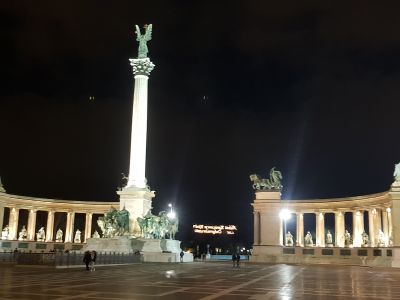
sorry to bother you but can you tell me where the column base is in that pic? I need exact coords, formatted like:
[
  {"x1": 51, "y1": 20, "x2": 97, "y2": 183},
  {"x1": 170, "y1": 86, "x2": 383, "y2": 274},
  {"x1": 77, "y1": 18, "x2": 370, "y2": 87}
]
[{"x1": 117, "y1": 187, "x2": 155, "y2": 236}]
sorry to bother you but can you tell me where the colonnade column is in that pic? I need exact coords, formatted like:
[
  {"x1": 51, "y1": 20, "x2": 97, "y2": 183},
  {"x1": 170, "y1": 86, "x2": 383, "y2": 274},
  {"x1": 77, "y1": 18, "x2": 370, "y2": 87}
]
[
  {"x1": 0, "y1": 204, "x2": 4, "y2": 230},
  {"x1": 27, "y1": 209, "x2": 37, "y2": 240},
  {"x1": 387, "y1": 208, "x2": 393, "y2": 245},
  {"x1": 382, "y1": 208, "x2": 389, "y2": 246},
  {"x1": 45, "y1": 211, "x2": 54, "y2": 242},
  {"x1": 374, "y1": 209, "x2": 382, "y2": 245},
  {"x1": 315, "y1": 212, "x2": 325, "y2": 247},
  {"x1": 296, "y1": 212, "x2": 304, "y2": 246},
  {"x1": 9, "y1": 207, "x2": 19, "y2": 240},
  {"x1": 352, "y1": 210, "x2": 363, "y2": 247},
  {"x1": 253, "y1": 211, "x2": 260, "y2": 245},
  {"x1": 335, "y1": 211, "x2": 345, "y2": 247},
  {"x1": 84, "y1": 213, "x2": 92, "y2": 242},
  {"x1": 65, "y1": 212, "x2": 75, "y2": 243},
  {"x1": 368, "y1": 209, "x2": 375, "y2": 246}
]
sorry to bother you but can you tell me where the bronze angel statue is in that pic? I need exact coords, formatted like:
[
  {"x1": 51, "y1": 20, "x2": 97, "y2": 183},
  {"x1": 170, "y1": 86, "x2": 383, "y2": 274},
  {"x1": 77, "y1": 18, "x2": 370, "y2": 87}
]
[{"x1": 135, "y1": 24, "x2": 152, "y2": 58}]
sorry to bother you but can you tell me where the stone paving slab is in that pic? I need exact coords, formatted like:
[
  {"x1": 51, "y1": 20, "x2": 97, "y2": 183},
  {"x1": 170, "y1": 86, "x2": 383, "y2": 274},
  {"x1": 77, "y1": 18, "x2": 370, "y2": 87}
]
[{"x1": 1, "y1": 262, "x2": 400, "y2": 299}]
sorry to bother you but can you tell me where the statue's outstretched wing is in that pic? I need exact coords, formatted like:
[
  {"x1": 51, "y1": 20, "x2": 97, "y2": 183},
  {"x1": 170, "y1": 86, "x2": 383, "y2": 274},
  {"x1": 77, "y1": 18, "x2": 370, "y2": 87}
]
[
  {"x1": 135, "y1": 25, "x2": 141, "y2": 41},
  {"x1": 144, "y1": 24, "x2": 152, "y2": 40}
]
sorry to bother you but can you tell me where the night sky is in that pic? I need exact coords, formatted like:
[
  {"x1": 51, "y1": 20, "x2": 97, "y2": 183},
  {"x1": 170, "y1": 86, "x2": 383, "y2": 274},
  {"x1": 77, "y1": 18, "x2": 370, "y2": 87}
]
[{"x1": 1, "y1": 2, "x2": 400, "y2": 247}]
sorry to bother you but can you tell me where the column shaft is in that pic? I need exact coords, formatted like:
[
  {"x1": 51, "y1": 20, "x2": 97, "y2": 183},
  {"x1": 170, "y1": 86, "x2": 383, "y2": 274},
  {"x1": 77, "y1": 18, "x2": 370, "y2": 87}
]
[
  {"x1": 46, "y1": 211, "x2": 55, "y2": 242},
  {"x1": 9, "y1": 207, "x2": 19, "y2": 240},
  {"x1": 382, "y1": 210, "x2": 389, "y2": 245},
  {"x1": 374, "y1": 209, "x2": 382, "y2": 244},
  {"x1": 85, "y1": 213, "x2": 93, "y2": 242},
  {"x1": 296, "y1": 213, "x2": 304, "y2": 246},
  {"x1": 27, "y1": 210, "x2": 37, "y2": 241},
  {"x1": 0, "y1": 205, "x2": 4, "y2": 230},
  {"x1": 127, "y1": 75, "x2": 149, "y2": 188},
  {"x1": 315, "y1": 212, "x2": 325, "y2": 247},
  {"x1": 352, "y1": 210, "x2": 363, "y2": 247},
  {"x1": 368, "y1": 209, "x2": 376, "y2": 247},
  {"x1": 253, "y1": 211, "x2": 260, "y2": 245},
  {"x1": 388, "y1": 209, "x2": 393, "y2": 245},
  {"x1": 65, "y1": 212, "x2": 75, "y2": 243},
  {"x1": 335, "y1": 212, "x2": 345, "y2": 247}
]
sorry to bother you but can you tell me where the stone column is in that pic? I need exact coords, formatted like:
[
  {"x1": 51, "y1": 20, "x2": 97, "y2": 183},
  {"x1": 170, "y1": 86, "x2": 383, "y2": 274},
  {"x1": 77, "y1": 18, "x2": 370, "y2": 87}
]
[
  {"x1": 253, "y1": 211, "x2": 260, "y2": 245},
  {"x1": 335, "y1": 211, "x2": 345, "y2": 247},
  {"x1": 8, "y1": 207, "x2": 19, "y2": 240},
  {"x1": 296, "y1": 212, "x2": 304, "y2": 246},
  {"x1": 46, "y1": 211, "x2": 55, "y2": 242},
  {"x1": 352, "y1": 210, "x2": 363, "y2": 247},
  {"x1": 374, "y1": 208, "x2": 382, "y2": 243},
  {"x1": 387, "y1": 208, "x2": 393, "y2": 245},
  {"x1": 0, "y1": 204, "x2": 4, "y2": 230},
  {"x1": 84, "y1": 213, "x2": 93, "y2": 242},
  {"x1": 382, "y1": 209, "x2": 389, "y2": 245},
  {"x1": 65, "y1": 212, "x2": 75, "y2": 243},
  {"x1": 315, "y1": 212, "x2": 325, "y2": 247},
  {"x1": 126, "y1": 58, "x2": 155, "y2": 189},
  {"x1": 27, "y1": 209, "x2": 37, "y2": 241},
  {"x1": 368, "y1": 209, "x2": 376, "y2": 247}
]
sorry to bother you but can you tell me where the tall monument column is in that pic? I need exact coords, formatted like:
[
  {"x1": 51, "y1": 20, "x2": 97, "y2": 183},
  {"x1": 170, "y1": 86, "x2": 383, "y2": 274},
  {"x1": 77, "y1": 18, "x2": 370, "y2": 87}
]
[{"x1": 118, "y1": 24, "x2": 156, "y2": 236}]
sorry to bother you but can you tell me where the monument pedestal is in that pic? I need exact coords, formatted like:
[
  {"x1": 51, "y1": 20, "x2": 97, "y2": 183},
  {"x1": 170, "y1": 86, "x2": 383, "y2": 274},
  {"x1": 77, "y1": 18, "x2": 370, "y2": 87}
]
[
  {"x1": 117, "y1": 187, "x2": 155, "y2": 236},
  {"x1": 84, "y1": 236, "x2": 193, "y2": 262}
]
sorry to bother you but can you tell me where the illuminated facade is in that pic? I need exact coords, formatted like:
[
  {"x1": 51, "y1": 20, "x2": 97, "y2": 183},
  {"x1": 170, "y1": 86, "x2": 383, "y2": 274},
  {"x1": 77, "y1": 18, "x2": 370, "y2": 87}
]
[{"x1": 251, "y1": 178, "x2": 400, "y2": 267}]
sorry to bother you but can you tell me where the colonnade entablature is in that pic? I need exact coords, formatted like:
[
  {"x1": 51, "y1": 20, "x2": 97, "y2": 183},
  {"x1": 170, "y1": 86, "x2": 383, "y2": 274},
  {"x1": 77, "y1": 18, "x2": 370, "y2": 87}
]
[
  {"x1": 252, "y1": 182, "x2": 400, "y2": 249},
  {"x1": 0, "y1": 191, "x2": 118, "y2": 243}
]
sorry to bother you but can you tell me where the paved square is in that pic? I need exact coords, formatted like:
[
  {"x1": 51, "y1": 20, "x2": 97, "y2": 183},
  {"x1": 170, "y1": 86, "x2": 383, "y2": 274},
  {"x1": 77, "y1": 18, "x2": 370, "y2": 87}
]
[{"x1": 1, "y1": 262, "x2": 400, "y2": 299}]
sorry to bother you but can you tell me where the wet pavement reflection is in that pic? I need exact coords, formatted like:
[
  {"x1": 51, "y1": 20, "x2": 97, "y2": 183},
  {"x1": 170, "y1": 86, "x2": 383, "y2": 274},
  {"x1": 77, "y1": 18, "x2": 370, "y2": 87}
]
[{"x1": 1, "y1": 262, "x2": 400, "y2": 299}]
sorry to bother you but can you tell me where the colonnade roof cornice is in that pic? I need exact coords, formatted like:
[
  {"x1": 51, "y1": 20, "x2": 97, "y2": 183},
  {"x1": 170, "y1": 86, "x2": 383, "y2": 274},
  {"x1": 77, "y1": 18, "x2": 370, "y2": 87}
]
[
  {"x1": 253, "y1": 191, "x2": 391, "y2": 212},
  {"x1": 0, "y1": 192, "x2": 119, "y2": 212}
]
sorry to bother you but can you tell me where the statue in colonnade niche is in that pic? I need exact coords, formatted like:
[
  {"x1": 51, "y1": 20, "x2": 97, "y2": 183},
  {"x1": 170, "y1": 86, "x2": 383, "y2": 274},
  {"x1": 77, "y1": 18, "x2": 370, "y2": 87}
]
[
  {"x1": 361, "y1": 231, "x2": 369, "y2": 247},
  {"x1": 18, "y1": 226, "x2": 27, "y2": 241},
  {"x1": 394, "y1": 162, "x2": 400, "y2": 182},
  {"x1": 74, "y1": 229, "x2": 81, "y2": 243},
  {"x1": 344, "y1": 230, "x2": 351, "y2": 247},
  {"x1": 377, "y1": 229, "x2": 386, "y2": 247},
  {"x1": 250, "y1": 167, "x2": 283, "y2": 190},
  {"x1": 304, "y1": 231, "x2": 313, "y2": 246},
  {"x1": 36, "y1": 227, "x2": 45, "y2": 241},
  {"x1": 285, "y1": 231, "x2": 294, "y2": 246},
  {"x1": 92, "y1": 230, "x2": 100, "y2": 238},
  {"x1": 1, "y1": 225, "x2": 9, "y2": 240},
  {"x1": 55, "y1": 228, "x2": 63, "y2": 242},
  {"x1": 326, "y1": 230, "x2": 333, "y2": 246}
]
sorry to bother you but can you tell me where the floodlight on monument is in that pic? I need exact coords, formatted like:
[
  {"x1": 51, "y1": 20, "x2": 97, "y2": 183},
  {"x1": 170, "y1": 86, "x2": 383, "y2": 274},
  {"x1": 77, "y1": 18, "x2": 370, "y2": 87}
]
[
  {"x1": 167, "y1": 203, "x2": 176, "y2": 219},
  {"x1": 279, "y1": 209, "x2": 291, "y2": 221}
]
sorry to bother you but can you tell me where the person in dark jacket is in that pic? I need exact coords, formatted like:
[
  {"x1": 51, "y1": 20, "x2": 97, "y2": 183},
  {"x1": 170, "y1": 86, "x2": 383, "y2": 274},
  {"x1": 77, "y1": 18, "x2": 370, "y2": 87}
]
[
  {"x1": 83, "y1": 251, "x2": 91, "y2": 270},
  {"x1": 232, "y1": 253, "x2": 237, "y2": 267},
  {"x1": 236, "y1": 254, "x2": 241, "y2": 268}
]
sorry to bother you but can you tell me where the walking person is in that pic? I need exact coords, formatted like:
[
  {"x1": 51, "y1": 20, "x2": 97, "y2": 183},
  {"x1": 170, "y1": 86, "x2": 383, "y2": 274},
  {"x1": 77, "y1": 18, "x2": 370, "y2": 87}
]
[
  {"x1": 180, "y1": 251, "x2": 184, "y2": 263},
  {"x1": 232, "y1": 253, "x2": 237, "y2": 267},
  {"x1": 83, "y1": 251, "x2": 91, "y2": 271},
  {"x1": 236, "y1": 253, "x2": 241, "y2": 268},
  {"x1": 90, "y1": 251, "x2": 97, "y2": 271}
]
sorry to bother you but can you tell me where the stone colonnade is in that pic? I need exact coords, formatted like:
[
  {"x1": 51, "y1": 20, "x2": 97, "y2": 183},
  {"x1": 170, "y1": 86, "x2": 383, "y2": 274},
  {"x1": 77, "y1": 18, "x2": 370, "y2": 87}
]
[
  {"x1": 253, "y1": 184, "x2": 400, "y2": 249},
  {"x1": 0, "y1": 192, "x2": 117, "y2": 243}
]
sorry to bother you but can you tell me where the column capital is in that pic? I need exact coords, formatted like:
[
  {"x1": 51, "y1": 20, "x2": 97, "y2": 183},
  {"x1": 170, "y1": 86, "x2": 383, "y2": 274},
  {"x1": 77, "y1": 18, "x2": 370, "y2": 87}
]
[{"x1": 129, "y1": 58, "x2": 155, "y2": 76}]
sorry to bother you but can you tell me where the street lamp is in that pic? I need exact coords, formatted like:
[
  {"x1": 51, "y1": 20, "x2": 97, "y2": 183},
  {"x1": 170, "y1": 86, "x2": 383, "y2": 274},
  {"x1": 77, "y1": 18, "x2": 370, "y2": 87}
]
[
  {"x1": 167, "y1": 203, "x2": 176, "y2": 219},
  {"x1": 279, "y1": 209, "x2": 291, "y2": 245}
]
